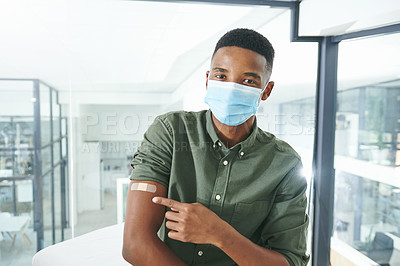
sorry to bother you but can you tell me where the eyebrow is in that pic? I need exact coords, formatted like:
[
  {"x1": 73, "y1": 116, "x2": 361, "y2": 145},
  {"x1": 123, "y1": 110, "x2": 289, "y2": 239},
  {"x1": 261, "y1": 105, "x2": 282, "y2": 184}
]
[
  {"x1": 212, "y1": 67, "x2": 261, "y2": 80},
  {"x1": 244, "y1": 72, "x2": 261, "y2": 80},
  {"x1": 212, "y1": 67, "x2": 228, "y2": 72}
]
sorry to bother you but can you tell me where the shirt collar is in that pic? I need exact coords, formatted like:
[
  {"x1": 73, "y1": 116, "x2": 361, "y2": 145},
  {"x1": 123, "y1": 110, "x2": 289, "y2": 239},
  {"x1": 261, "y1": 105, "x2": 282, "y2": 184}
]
[
  {"x1": 206, "y1": 109, "x2": 220, "y2": 147},
  {"x1": 205, "y1": 109, "x2": 258, "y2": 153}
]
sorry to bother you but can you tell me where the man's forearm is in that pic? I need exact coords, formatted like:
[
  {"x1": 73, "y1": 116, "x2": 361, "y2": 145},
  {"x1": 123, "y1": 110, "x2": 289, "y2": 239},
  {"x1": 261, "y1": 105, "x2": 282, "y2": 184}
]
[
  {"x1": 123, "y1": 234, "x2": 186, "y2": 266},
  {"x1": 152, "y1": 197, "x2": 290, "y2": 265},
  {"x1": 213, "y1": 220, "x2": 289, "y2": 266}
]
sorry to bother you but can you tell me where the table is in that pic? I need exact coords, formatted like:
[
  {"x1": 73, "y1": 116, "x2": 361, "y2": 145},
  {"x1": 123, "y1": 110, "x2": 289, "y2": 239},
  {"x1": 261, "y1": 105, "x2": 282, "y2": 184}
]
[
  {"x1": 0, "y1": 215, "x2": 31, "y2": 251},
  {"x1": 32, "y1": 223, "x2": 129, "y2": 266}
]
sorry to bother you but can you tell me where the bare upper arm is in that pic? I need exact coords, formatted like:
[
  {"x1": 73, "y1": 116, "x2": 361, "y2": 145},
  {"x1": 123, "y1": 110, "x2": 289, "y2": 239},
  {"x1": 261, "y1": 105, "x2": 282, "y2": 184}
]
[
  {"x1": 123, "y1": 180, "x2": 187, "y2": 265},
  {"x1": 124, "y1": 180, "x2": 167, "y2": 239}
]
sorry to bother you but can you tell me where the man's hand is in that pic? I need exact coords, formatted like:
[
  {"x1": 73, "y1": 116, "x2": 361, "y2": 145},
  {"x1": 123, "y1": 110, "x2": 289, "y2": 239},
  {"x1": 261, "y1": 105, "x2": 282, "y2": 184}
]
[
  {"x1": 152, "y1": 197, "x2": 226, "y2": 245},
  {"x1": 152, "y1": 196, "x2": 289, "y2": 266}
]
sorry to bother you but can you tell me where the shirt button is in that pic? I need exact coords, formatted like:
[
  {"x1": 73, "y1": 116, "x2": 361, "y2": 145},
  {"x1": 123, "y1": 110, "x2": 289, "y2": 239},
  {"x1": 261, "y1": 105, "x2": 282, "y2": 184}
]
[
  {"x1": 223, "y1": 160, "x2": 228, "y2": 166},
  {"x1": 198, "y1": 250, "x2": 203, "y2": 256},
  {"x1": 240, "y1": 151, "x2": 244, "y2": 156},
  {"x1": 212, "y1": 144, "x2": 216, "y2": 149},
  {"x1": 217, "y1": 142, "x2": 222, "y2": 147},
  {"x1": 215, "y1": 194, "x2": 221, "y2": 201}
]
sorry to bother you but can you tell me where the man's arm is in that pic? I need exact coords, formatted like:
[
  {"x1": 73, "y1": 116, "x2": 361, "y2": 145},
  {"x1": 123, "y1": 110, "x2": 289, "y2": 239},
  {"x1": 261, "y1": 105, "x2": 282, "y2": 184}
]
[
  {"x1": 215, "y1": 162, "x2": 309, "y2": 266},
  {"x1": 122, "y1": 180, "x2": 186, "y2": 266},
  {"x1": 152, "y1": 197, "x2": 289, "y2": 266},
  {"x1": 214, "y1": 222, "x2": 290, "y2": 266}
]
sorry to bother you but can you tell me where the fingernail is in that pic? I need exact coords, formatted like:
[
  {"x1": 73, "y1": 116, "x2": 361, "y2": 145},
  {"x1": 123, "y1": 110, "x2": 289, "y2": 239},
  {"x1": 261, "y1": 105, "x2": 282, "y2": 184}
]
[{"x1": 152, "y1": 197, "x2": 158, "y2": 203}]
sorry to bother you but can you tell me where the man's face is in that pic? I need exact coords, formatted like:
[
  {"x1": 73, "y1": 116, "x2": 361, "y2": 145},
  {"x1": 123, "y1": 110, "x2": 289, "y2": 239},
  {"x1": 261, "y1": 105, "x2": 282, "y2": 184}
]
[{"x1": 206, "y1": 46, "x2": 271, "y2": 91}]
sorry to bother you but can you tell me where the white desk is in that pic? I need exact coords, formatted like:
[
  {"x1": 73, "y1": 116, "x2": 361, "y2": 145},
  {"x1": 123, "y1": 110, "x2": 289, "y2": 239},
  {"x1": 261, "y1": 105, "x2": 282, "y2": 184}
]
[
  {"x1": 0, "y1": 215, "x2": 31, "y2": 251},
  {"x1": 32, "y1": 223, "x2": 129, "y2": 266},
  {"x1": 331, "y1": 237, "x2": 379, "y2": 266}
]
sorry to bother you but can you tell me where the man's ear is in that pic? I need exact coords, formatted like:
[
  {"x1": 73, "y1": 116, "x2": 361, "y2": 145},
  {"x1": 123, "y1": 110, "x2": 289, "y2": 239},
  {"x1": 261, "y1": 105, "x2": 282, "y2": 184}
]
[
  {"x1": 261, "y1": 81, "x2": 274, "y2": 101},
  {"x1": 205, "y1": 71, "x2": 210, "y2": 89}
]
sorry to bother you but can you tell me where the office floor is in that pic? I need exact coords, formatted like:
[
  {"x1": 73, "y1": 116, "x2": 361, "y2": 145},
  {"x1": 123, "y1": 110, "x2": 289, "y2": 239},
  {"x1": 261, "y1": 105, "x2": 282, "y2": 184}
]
[{"x1": 0, "y1": 193, "x2": 117, "y2": 266}]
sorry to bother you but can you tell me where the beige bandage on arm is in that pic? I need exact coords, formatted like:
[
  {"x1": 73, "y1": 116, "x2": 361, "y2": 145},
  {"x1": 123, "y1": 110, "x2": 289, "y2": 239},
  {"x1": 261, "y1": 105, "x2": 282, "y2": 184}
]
[{"x1": 131, "y1": 182, "x2": 157, "y2": 193}]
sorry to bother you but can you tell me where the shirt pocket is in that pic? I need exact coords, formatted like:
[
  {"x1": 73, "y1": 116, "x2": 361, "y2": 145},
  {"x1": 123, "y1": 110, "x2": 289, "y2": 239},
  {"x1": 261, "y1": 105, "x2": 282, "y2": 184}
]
[{"x1": 230, "y1": 200, "x2": 272, "y2": 239}]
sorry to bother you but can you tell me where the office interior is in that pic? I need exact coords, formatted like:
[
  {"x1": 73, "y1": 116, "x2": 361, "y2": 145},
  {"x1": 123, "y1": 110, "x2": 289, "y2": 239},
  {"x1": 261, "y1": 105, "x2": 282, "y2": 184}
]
[{"x1": 0, "y1": 0, "x2": 399, "y2": 265}]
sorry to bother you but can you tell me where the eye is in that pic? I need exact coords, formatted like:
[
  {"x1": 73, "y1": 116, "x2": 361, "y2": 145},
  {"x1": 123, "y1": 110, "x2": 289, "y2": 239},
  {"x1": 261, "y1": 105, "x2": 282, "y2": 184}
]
[
  {"x1": 243, "y1": 79, "x2": 256, "y2": 85},
  {"x1": 215, "y1": 74, "x2": 226, "y2": 79}
]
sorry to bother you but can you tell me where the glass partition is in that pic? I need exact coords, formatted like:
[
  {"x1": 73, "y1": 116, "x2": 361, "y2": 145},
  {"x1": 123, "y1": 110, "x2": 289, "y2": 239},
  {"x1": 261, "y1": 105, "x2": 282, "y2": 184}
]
[
  {"x1": 0, "y1": 82, "x2": 39, "y2": 266},
  {"x1": 16, "y1": 179, "x2": 33, "y2": 215},
  {"x1": 53, "y1": 164, "x2": 62, "y2": 243},
  {"x1": 52, "y1": 90, "x2": 60, "y2": 141},
  {"x1": 331, "y1": 33, "x2": 400, "y2": 266},
  {"x1": 0, "y1": 179, "x2": 14, "y2": 212},
  {"x1": 42, "y1": 172, "x2": 52, "y2": 247},
  {"x1": 40, "y1": 84, "x2": 51, "y2": 146},
  {"x1": 62, "y1": 138, "x2": 67, "y2": 158},
  {"x1": 41, "y1": 146, "x2": 51, "y2": 175},
  {"x1": 61, "y1": 117, "x2": 67, "y2": 154},
  {"x1": 53, "y1": 142, "x2": 61, "y2": 167},
  {"x1": 0, "y1": 79, "x2": 68, "y2": 265}
]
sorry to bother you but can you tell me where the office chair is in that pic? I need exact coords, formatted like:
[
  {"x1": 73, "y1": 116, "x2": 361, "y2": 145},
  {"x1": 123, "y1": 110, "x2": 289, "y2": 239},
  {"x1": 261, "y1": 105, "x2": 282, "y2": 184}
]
[{"x1": 367, "y1": 232, "x2": 393, "y2": 266}]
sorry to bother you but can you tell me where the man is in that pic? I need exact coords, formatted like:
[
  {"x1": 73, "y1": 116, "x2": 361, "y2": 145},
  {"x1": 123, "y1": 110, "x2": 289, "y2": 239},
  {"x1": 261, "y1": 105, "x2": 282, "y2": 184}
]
[{"x1": 123, "y1": 28, "x2": 309, "y2": 266}]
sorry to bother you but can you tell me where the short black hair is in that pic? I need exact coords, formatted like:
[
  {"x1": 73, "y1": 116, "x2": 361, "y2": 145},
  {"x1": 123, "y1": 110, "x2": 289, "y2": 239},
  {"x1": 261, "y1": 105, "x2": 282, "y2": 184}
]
[{"x1": 213, "y1": 28, "x2": 275, "y2": 73}]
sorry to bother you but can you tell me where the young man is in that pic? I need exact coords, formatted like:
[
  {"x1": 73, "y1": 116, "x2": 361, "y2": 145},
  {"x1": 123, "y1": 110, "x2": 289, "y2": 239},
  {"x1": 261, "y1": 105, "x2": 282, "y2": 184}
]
[{"x1": 123, "y1": 28, "x2": 309, "y2": 266}]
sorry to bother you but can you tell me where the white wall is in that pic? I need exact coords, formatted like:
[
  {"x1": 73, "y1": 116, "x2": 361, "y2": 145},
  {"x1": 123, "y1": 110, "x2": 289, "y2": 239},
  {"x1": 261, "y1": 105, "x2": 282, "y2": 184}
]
[
  {"x1": 79, "y1": 104, "x2": 163, "y2": 142},
  {"x1": 77, "y1": 142, "x2": 101, "y2": 212},
  {"x1": 173, "y1": 59, "x2": 209, "y2": 112},
  {"x1": 67, "y1": 103, "x2": 164, "y2": 217}
]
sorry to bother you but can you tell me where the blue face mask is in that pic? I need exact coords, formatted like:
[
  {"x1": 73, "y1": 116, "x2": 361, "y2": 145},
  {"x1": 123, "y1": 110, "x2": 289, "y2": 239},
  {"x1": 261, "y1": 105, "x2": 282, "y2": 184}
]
[{"x1": 204, "y1": 79, "x2": 264, "y2": 126}]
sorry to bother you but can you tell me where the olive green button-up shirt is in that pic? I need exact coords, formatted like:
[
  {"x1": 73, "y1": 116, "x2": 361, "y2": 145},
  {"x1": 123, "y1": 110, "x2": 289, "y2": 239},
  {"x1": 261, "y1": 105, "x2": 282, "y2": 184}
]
[{"x1": 130, "y1": 109, "x2": 309, "y2": 266}]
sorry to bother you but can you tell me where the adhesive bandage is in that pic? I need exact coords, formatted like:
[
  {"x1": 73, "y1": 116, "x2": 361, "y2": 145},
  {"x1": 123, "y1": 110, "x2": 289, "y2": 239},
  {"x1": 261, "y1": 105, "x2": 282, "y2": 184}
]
[{"x1": 131, "y1": 182, "x2": 157, "y2": 193}]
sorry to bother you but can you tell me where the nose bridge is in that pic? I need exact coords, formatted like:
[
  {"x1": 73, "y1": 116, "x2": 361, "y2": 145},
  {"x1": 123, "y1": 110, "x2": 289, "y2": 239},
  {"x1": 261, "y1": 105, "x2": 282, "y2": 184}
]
[{"x1": 226, "y1": 67, "x2": 242, "y2": 84}]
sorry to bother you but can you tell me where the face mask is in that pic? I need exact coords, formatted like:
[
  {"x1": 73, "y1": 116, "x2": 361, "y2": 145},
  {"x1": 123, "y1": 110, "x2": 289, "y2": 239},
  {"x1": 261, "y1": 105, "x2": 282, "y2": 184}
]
[{"x1": 204, "y1": 79, "x2": 264, "y2": 126}]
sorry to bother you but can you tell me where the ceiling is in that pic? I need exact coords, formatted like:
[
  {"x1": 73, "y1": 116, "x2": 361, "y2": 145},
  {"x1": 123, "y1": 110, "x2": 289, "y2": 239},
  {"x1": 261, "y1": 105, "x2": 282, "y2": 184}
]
[
  {"x1": 0, "y1": 0, "x2": 399, "y2": 106},
  {"x1": 299, "y1": 0, "x2": 400, "y2": 36},
  {"x1": 0, "y1": 0, "x2": 284, "y2": 94}
]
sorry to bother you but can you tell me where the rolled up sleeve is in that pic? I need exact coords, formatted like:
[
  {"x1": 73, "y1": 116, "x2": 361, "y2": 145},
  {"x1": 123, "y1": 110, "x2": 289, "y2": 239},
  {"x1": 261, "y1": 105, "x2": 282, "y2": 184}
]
[
  {"x1": 261, "y1": 161, "x2": 310, "y2": 266},
  {"x1": 130, "y1": 116, "x2": 173, "y2": 188}
]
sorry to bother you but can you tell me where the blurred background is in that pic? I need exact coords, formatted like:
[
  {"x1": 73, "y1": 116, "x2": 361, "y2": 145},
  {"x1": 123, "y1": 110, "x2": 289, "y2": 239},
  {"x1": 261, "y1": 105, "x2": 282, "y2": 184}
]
[{"x1": 0, "y1": 0, "x2": 399, "y2": 265}]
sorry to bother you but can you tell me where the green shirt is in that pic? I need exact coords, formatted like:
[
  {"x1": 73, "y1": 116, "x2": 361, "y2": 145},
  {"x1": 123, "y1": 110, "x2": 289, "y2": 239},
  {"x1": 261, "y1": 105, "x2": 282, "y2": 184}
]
[{"x1": 130, "y1": 109, "x2": 309, "y2": 266}]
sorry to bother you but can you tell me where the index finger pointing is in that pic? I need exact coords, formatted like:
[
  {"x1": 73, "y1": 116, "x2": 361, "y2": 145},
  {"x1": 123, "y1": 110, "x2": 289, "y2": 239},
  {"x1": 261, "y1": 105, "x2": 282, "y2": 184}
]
[{"x1": 152, "y1": 197, "x2": 184, "y2": 211}]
